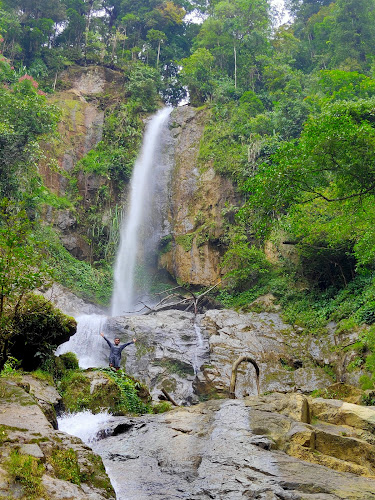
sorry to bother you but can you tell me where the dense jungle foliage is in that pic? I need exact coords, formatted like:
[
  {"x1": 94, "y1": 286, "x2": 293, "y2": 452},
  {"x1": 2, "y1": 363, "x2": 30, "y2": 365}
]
[{"x1": 2, "y1": 0, "x2": 375, "y2": 386}]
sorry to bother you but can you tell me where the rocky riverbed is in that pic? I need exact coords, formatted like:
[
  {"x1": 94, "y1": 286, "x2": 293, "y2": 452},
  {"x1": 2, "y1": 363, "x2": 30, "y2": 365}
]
[{"x1": 93, "y1": 392, "x2": 375, "y2": 500}]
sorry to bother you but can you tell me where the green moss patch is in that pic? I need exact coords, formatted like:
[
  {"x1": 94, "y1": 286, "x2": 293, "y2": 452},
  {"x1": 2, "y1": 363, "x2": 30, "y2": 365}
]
[
  {"x1": 7, "y1": 451, "x2": 45, "y2": 499},
  {"x1": 60, "y1": 369, "x2": 152, "y2": 416}
]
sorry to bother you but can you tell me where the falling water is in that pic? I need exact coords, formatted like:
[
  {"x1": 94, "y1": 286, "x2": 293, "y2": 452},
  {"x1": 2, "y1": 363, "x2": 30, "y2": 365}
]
[
  {"x1": 192, "y1": 322, "x2": 205, "y2": 374},
  {"x1": 56, "y1": 107, "x2": 173, "y2": 364},
  {"x1": 58, "y1": 410, "x2": 111, "y2": 445},
  {"x1": 111, "y1": 107, "x2": 173, "y2": 316},
  {"x1": 55, "y1": 314, "x2": 108, "y2": 368}
]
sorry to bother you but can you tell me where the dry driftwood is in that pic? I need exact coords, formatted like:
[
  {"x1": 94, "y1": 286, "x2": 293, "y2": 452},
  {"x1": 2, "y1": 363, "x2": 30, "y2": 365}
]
[
  {"x1": 133, "y1": 282, "x2": 221, "y2": 316},
  {"x1": 161, "y1": 388, "x2": 179, "y2": 406}
]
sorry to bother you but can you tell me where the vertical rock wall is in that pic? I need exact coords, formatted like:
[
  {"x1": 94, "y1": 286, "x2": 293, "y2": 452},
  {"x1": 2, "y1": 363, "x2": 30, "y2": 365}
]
[
  {"x1": 40, "y1": 66, "x2": 126, "y2": 260},
  {"x1": 160, "y1": 106, "x2": 239, "y2": 286}
]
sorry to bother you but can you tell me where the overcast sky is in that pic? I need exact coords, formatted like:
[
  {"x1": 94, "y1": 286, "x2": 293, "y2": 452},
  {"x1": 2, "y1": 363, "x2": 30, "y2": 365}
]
[{"x1": 271, "y1": 0, "x2": 291, "y2": 26}]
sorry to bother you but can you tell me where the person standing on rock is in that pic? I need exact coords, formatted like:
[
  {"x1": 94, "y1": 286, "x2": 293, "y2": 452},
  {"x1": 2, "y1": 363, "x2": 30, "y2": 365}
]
[{"x1": 100, "y1": 332, "x2": 136, "y2": 371}]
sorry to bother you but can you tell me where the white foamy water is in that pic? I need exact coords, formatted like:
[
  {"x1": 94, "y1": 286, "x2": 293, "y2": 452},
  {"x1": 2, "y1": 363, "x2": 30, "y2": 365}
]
[
  {"x1": 111, "y1": 107, "x2": 172, "y2": 316},
  {"x1": 55, "y1": 314, "x2": 108, "y2": 368},
  {"x1": 58, "y1": 410, "x2": 111, "y2": 445}
]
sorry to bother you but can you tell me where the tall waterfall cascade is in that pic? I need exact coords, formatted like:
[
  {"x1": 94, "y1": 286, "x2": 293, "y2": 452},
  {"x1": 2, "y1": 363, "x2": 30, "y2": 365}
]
[
  {"x1": 111, "y1": 107, "x2": 173, "y2": 316},
  {"x1": 56, "y1": 108, "x2": 173, "y2": 367}
]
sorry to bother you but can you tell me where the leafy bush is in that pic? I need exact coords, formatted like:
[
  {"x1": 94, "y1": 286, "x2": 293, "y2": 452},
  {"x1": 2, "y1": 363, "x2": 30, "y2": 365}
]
[
  {"x1": 102, "y1": 369, "x2": 152, "y2": 415},
  {"x1": 0, "y1": 356, "x2": 21, "y2": 378},
  {"x1": 222, "y1": 242, "x2": 271, "y2": 291},
  {"x1": 41, "y1": 225, "x2": 113, "y2": 305},
  {"x1": 126, "y1": 63, "x2": 162, "y2": 112},
  {"x1": 5, "y1": 294, "x2": 76, "y2": 371},
  {"x1": 77, "y1": 102, "x2": 143, "y2": 185},
  {"x1": 59, "y1": 368, "x2": 152, "y2": 415},
  {"x1": 42, "y1": 351, "x2": 79, "y2": 382},
  {"x1": 152, "y1": 401, "x2": 172, "y2": 413}
]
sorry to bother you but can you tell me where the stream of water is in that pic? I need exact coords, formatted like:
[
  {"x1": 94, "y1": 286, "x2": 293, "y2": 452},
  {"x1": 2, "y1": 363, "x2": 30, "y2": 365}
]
[
  {"x1": 56, "y1": 108, "x2": 176, "y2": 498},
  {"x1": 111, "y1": 107, "x2": 173, "y2": 316}
]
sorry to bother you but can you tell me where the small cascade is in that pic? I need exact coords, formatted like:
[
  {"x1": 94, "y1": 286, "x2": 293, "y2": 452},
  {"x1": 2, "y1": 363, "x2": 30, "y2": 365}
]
[
  {"x1": 111, "y1": 107, "x2": 173, "y2": 316},
  {"x1": 192, "y1": 322, "x2": 205, "y2": 375},
  {"x1": 55, "y1": 314, "x2": 108, "y2": 369},
  {"x1": 58, "y1": 410, "x2": 111, "y2": 445}
]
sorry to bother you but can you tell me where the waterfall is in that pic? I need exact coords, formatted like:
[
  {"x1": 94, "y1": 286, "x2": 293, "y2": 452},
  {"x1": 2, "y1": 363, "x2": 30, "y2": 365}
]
[
  {"x1": 111, "y1": 107, "x2": 173, "y2": 316},
  {"x1": 58, "y1": 410, "x2": 111, "y2": 445},
  {"x1": 192, "y1": 322, "x2": 205, "y2": 374},
  {"x1": 55, "y1": 314, "x2": 107, "y2": 368},
  {"x1": 55, "y1": 108, "x2": 172, "y2": 365}
]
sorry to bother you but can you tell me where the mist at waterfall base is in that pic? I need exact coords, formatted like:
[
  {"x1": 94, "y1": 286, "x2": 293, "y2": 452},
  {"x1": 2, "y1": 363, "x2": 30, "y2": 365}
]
[{"x1": 58, "y1": 410, "x2": 110, "y2": 444}]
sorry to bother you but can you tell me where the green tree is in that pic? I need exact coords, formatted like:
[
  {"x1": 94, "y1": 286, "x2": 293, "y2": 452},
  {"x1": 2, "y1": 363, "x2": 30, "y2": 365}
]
[
  {"x1": 180, "y1": 47, "x2": 215, "y2": 106},
  {"x1": 331, "y1": 0, "x2": 375, "y2": 70},
  {"x1": 194, "y1": 0, "x2": 271, "y2": 90},
  {"x1": 0, "y1": 67, "x2": 59, "y2": 198},
  {"x1": 126, "y1": 62, "x2": 162, "y2": 111},
  {"x1": 0, "y1": 200, "x2": 52, "y2": 320},
  {"x1": 241, "y1": 98, "x2": 375, "y2": 236},
  {"x1": 0, "y1": 199, "x2": 57, "y2": 368}
]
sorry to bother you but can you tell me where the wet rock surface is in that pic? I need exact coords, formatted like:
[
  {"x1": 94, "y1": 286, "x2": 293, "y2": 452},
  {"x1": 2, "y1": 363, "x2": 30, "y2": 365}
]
[
  {"x1": 105, "y1": 310, "x2": 209, "y2": 404},
  {"x1": 93, "y1": 394, "x2": 375, "y2": 500},
  {"x1": 102, "y1": 308, "x2": 336, "y2": 405},
  {"x1": 41, "y1": 283, "x2": 105, "y2": 317}
]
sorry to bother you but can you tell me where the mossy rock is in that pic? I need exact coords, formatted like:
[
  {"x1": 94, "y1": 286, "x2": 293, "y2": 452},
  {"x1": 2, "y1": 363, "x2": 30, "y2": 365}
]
[
  {"x1": 311, "y1": 383, "x2": 363, "y2": 404},
  {"x1": 60, "y1": 371, "x2": 122, "y2": 413},
  {"x1": 60, "y1": 369, "x2": 152, "y2": 415}
]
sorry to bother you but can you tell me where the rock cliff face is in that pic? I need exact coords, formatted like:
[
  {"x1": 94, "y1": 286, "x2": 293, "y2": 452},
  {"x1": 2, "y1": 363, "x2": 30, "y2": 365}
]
[
  {"x1": 41, "y1": 73, "x2": 236, "y2": 283},
  {"x1": 160, "y1": 106, "x2": 239, "y2": 286},
  {"x1": 40, "y1": 66, "x2": 126, "y2": 260},
  {"x1": 103, "y1": 306, "x2": 338, "y2": 405}
]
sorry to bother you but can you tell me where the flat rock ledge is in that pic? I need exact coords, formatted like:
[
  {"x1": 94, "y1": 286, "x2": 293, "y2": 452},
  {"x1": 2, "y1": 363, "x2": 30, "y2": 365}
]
[
  {"x1": 0, "y1": 378, "x2": 115, "y2": 500},
  {"x1": 94, "y1": 392, "x2": 375, "y2": 500}
]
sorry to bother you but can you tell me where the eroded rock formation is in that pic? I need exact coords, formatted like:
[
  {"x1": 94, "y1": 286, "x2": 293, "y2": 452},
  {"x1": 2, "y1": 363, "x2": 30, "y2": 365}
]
[
  {"x1": 103, "y1": 306, "x2": 339, "y2": 405},
  {"x1": 159, "y1": 106, "x2": 239, "y2": 286}
]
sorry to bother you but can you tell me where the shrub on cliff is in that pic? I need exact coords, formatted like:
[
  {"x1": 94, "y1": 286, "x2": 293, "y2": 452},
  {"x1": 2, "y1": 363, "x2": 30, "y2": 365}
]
[
  {"x1": 60, "y1": 369, "x2": 152, "y2": 415},
  {"x1": 2, "y1": 294, "x2": 76, "y2": 371}
]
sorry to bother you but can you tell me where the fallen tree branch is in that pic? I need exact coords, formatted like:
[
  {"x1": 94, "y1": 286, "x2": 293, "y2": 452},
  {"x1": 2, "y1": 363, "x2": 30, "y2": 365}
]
[{"x1": 161, "y1": 388, "x2": 179, "y2": 406}]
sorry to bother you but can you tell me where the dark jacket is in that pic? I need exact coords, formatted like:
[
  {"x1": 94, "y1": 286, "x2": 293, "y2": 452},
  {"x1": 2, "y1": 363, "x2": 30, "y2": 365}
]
[{"x1": 102, "y1": 336, "x2": 134, "y2": 368}]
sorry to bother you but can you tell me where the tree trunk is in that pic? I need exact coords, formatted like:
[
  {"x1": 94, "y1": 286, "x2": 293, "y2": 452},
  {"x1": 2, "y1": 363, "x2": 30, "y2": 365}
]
[{"x1": 157, "y1": 40, "x2": 161, "y2": 67}]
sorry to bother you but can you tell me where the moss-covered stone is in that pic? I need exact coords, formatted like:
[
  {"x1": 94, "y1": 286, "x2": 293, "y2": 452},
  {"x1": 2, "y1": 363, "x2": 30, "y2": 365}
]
[{"x1": 60, "y1": 371, "x2": 122, "y2": 414}]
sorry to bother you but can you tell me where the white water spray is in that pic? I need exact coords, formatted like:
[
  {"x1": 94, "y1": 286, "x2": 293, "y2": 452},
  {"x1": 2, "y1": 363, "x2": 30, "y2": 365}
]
[
  {"x1": 58, "y1": 410, "x2": 111, "y2": 445},
  {"x1": 55, "y1": 314, "x2": 108, "y2": 368},
  {"x1": 111, "y1": 107, "x2": 172, "y2": 316},
  {"x1": 192, "y1": 323, "x2": 204, "y2": 375}
]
